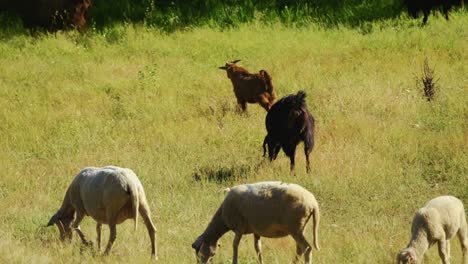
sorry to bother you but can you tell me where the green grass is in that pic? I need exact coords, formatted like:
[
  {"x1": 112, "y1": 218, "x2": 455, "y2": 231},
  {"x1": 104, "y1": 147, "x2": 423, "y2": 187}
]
[{"x1": 0, "y1": 13, "x2": 467, "y2": 263}]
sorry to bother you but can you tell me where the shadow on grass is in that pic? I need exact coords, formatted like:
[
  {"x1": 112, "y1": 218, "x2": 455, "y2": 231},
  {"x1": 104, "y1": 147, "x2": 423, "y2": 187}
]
[{"x1": 192, "y1": 161, "x2": 265, "y2": 183}]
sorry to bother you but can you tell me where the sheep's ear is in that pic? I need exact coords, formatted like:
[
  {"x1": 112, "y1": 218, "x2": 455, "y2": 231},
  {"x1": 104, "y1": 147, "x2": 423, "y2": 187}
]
[
  {"x1": 219, "y1": 66, "x2": 228, "y2": 70},
  {"x1": 231, "y1": 59, "x2": 241, "y2": 64},
  {"x1": 192, "y1": 236, "x2": 203, "y2": 250}
]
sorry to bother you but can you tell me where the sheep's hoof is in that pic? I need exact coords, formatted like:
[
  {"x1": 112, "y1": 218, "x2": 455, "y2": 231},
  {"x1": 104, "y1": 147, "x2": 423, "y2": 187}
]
[{"x1": 79, "y1": 242, "x2": 95, "y2": 255}]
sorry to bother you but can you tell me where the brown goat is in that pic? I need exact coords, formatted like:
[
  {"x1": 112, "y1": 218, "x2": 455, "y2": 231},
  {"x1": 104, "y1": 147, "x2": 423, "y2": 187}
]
[{"x1": 219, "y1": 60, "x2": 276, "y2": 112}]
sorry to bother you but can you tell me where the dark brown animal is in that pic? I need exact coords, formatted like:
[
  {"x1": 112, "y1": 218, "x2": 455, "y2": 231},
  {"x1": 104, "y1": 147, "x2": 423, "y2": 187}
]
[
  {"x1": 0, "y1": 0, "x2": 91, "y2": 30},
  {"x1": 263, "y1": 91, "x2": 315, "y2": 175},
  {"x1": 219, "y1": 60, "x2": 276, "y2": 112},
  {"x1": 405, "y1": 0, "x2": 463, "y2": 25}
]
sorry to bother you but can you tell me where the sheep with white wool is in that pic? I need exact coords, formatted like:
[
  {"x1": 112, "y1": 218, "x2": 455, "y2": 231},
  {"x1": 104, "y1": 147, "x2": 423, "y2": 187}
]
[
  {"x1": 397, "y1": 195, "x2": 468, "y2": 264},
  {"x1": 47, "y1": 166, "x2": 157, "y2": 258},
  {"x1": 192, "y1": 181, "x2": 320, "y2": 264}
]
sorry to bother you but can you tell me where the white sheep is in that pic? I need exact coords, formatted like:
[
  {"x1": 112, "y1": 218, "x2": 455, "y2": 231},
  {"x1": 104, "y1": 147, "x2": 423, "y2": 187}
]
[
  {"x1": 397, "y1": 195, "x2": 468, "y2": 264},
  {"x1": 191, "y1": 181, "x2": 320, "y2": 264},
  {"x1": 47, "y1": 166, "x2": 157, "y2": 258}
]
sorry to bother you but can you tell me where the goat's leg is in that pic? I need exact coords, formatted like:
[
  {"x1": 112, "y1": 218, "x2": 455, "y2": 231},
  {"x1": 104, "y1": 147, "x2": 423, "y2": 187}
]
[
  {"x1": 253, "y1": 234, "x2": 263, "y2": 264},
  {"x1": 140, "y1": 201, "x2": 158, "y2": 259},
  {"x1": 236, "y1": 98, "x2": 247, "y2": 113},
  {"x1": 443, "y1": 4, "x2": 450, "y2": 20},
  {"x1": 305, "y1": 147, "x2": 311, "y2": 174},
  {"x1": 292, "y1": 233, "x2": 312, "y2": 264},
  {"x1": 273, "y1": 145, "x2": 281, "y2": 160},
  {"x1": 289, "y1": 145, "x2": 297, "y2": 175},
  {"x1": 259, "y1": 97, "x2": 271, "y2": 112},
  {"x1": 262, "y1": 135, "x2": 268, "y2": 158},
  {"x1": 422, "y1": 10, "x2": 429, "y2": 25},
  {"x1": 437, "y1": 239, "x2": 450, "y2": 264},
  {"x1": 96, "y1": 223, "x2": 102, "y2": 252},
  {"x1": 232, "y1": 232, "x2": 242, "y2": 264}
]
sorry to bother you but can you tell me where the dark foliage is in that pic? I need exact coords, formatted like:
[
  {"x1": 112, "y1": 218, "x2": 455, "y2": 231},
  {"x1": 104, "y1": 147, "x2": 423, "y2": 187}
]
[{"x1": 0, "y1": 0, "x2": 91, "y2": 30}]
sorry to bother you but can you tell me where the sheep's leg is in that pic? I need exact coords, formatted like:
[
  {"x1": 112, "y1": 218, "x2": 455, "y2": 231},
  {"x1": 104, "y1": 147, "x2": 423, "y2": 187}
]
[
  {"x1": 96, "y1": 223, "x2": 102, "y2": 252},
  {"x1": 232, "y1": 232, "x2": 242, "y2": 264},
  {"x1": 293, "y1": 243, "x2": 305, "y2": 264},
  {"x1": 457, "y1": 221, "x2": 468, "y2": 264},
  {"x1": 253, "y1": 234, "x2": 263, "y2": 264},
  {"x1": 437, "y1": 239, "x2": 450, "y2": 264},
  {"x1": 292, "y1": 233, "x2": 312, "y2": 264},
  {"x1": 103, "y1": 224, "x2": 117, "y2": 256},
  {"x1": 73, "y1": 212, "x2": 92, "y2": 246},
  {"x1": 140, "y1": 202, "x2": 158, "y2": 259}
]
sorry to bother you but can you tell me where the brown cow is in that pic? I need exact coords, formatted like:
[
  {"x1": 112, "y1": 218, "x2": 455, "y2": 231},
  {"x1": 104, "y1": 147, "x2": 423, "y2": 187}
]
[
  {"x1": 219, "y1": 60, "x2": 277, "y2": 112},
  {"x1": 0, "y1": 0, "x2": 91, "y2": 30}
]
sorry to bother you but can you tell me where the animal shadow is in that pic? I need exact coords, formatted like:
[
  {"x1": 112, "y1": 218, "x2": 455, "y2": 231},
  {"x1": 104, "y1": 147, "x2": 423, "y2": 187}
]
[{"x1": 192, "y1": 164, "x2": 256, "y2": 183}]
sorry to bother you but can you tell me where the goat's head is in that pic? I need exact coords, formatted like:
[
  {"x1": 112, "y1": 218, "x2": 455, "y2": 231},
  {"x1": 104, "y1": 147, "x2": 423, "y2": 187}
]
[
  {"x1": 47, "y1": 210, "x2": 74, "y2": 242},
  {"x1": 288, "y1": 108, "x2": 308, "y2": 134},
  {"x1": 396, "y1": 248, "x2": 417, "y2": 264},
  {"x1": 192, "y1": 235, "x2": 220, "y2": 264},
  {"x1": 218, "y1": 59, "x2": 241, "y2": 78}
]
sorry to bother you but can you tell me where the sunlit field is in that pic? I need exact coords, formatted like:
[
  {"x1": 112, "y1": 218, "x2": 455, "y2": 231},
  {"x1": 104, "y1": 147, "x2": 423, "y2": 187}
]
[{"x1": 0, "y1": 12, "x2": 467, "y2": 263}]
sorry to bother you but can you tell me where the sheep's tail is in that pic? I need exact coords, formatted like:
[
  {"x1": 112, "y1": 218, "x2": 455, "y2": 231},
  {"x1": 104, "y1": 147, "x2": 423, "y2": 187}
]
[
  {"x1": 312, "y1": 206, "x2": 320, "y2": 250},
  {"x1": 260, "y1": 70, "x2": 275, "y2": 95},
  {"x1": 128, "y1": 182, "x2": 139, "y2": 231}
]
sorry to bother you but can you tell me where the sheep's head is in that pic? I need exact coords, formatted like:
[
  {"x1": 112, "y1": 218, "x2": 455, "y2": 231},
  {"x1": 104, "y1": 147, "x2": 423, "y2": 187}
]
[
  {"x1": 397, "y1": 248, "x2": 417, "y2": 264},
  {"x1": 192, "y1": 235, "x2": 220, "y2": 263},
  {"x1": 218, "y1": 59, "x2": 241, "y2": 78},
  {"x1": 47, "y1": 211, "x2": 74, "y2": 241}
]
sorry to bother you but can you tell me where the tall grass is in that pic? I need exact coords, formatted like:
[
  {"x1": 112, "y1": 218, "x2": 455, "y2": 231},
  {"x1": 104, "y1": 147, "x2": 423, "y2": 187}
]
[{"x1": 0, "y1": 13, "x2": 467, "y2": 263}]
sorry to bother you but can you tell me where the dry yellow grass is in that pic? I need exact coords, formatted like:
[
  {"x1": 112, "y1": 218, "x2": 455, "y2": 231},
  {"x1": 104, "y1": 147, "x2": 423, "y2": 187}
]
[{"x1": 0, "y1": 13, "x2": 467, "y2": 263}]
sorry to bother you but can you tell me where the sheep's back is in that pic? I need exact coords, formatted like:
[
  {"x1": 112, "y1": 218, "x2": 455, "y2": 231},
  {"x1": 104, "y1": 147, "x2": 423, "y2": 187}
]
[
  {"x1": 222, "y1": 182, "x2": 317, "y2": 235},
  {"x1": 74, "y1": 166, "x2": 140, "y2": 223}
]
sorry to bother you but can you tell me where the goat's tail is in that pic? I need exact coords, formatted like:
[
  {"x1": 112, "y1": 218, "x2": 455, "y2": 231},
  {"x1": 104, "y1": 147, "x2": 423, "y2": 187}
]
[
  {"x1": 128, "y1": 182, "x2": 139, "y2": 231},
  {"x1": 260, "y1": 70, "x2": 275, "y2": 95},
  {"x1": 312, "y1": 206, "x2": 320, "y2": 250},
  {"x1": 294, "y1": 91, "x2": 307, "y2": 108}
]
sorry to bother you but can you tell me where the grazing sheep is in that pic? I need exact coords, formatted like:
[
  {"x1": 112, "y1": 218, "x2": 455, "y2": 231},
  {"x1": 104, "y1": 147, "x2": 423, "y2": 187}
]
[
  {"x1": 191, "y1": 181, "x2": 320, "y2": 264},
  {"x1": 47, "y1": 166, "x2": 157, "y2": 258},
  {"x1": 219, "y1": 60, "x2": 277, "y2": 112},
  {"x1": 263, "y1": 90, "x2": 315, "y2": 174},
  {"x1": 397, "y1": 195, "x2": 468, "y2": 264},
  {"x1": 404, "y1": 0, "x2": 463, "y2": 25}
]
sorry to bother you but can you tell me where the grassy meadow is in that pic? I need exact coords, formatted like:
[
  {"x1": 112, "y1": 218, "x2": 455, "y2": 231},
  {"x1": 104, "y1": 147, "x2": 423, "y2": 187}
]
[{"x1": 0, "y1": 12, "x2": 467, "y2": 264}]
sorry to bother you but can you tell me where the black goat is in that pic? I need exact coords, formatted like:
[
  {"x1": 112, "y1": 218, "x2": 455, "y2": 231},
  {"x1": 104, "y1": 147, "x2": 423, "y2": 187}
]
[
  {"x1": 263, "y1": 91, "x2": 315, "y2": 174},
  {"x1": 405, "y1": 0, "x2": 463, "y2": 25}
]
